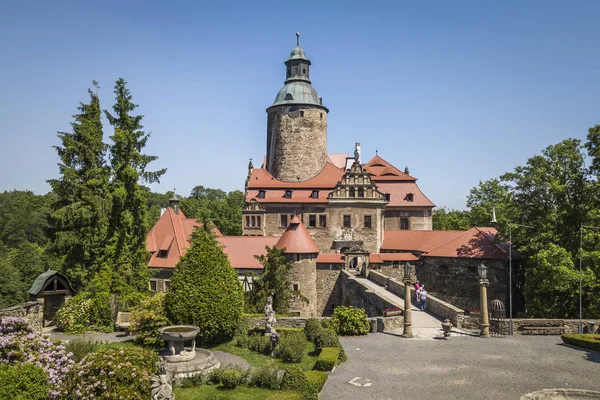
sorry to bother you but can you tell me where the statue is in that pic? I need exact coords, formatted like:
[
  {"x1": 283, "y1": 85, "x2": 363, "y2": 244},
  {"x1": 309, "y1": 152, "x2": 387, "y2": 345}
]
[
  {"x1": 264, "y1": 293, "x2": 277, "y2": 335},
  {"x1": 150, "y1": 358, "x2": 174, "y2": 400}
]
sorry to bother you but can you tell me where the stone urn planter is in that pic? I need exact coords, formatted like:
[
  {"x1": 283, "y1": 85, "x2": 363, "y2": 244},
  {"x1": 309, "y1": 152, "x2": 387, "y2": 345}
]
[
  {"x1": 441, "y1": 318, "x2": 453, "y2": 338},
  {"x1": 159, "y1": 325, "x2": 199, "y2": 363}
]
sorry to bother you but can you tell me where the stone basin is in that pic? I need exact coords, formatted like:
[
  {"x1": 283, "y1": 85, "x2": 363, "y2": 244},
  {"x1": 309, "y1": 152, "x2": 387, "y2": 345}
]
[
  {"x1": 159, "y1": 325, "x2": 199, "y2": 342},
  {"x1": 520, "y1": 389, "x2": 600, "y2": 399}
]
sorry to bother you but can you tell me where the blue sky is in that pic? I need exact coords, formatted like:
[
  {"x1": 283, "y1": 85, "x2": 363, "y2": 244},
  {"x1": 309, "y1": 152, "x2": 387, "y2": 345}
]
[{"x1": 1, "y1": 0, "x2": 599, "y2": 210}]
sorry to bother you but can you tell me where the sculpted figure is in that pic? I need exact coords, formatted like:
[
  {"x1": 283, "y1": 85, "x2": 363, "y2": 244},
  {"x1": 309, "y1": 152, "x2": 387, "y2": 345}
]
[
  {"x1": 150, "y1": 358, "x2": 174, "y2": 400},
  {"x1": 264, "y1": 293, "x2": 277, "y2": 335}
]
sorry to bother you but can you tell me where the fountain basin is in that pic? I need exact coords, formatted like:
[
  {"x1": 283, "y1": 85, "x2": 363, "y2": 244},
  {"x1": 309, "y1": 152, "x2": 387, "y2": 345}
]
[
  {"x1": 520, "y1": 389, "x2": 600, "y2": 400},
  {"x1": 159, "y1": 325, "x2": 199, "y2": 341},
  {"x1": 159, "y1": 325, "x2": 199, "y2": 363}
]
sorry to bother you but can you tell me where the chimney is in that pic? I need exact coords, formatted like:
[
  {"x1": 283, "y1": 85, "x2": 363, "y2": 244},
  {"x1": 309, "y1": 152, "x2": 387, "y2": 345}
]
[{"x1": 160, "y1": 207, "x2": 166, "y2": 216}]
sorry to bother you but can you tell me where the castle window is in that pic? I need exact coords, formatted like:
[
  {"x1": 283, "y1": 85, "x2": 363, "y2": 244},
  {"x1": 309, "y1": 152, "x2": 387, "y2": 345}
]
[
  {"x1": 319, "y1": 214, "x2": 327, "y2": 228},
  {"x1": 287, "y1": 67, "x2": 291, "y2": 77},
  {"x1": 149, "y1": 279, "x2": 158, "y2": 291},
  {"x1": 256, "y1": 216, "x2": 261, "y2": 228},
  {"x1": 349, "y1": 187, "x2": 355, "y2": 197},
  {"x1": 258, "y1": 190, "x2": 265, "y2": 199},
  {"x1": 294, "y1": 67, "x2": 298, "y2": 74},
  {"x1": 285, "y1": 93, "x2": 293, "y2": 100},
  {"x1": 157, "y1": 250, "x2": 168, "y2": 258},
  {"x1": 300, "y1": 111, "x2": 304, "y2": 117},
  {"x1": 320, "y1": 113, "x2": 323, "y2": 120},
  {"x1": 364, "y1": 215, "x2": 372, "y2": 229},
  {"x1": 405, "y1": 193, "x2": 414, "y2": 202},
  {"x1": 280, "y1": 214, "x2": 288, "y2": 227},
  {"x1": 343, "y1": 215, "x2": 351, "y2": 228},
  {"x1": 303, "y1": 68, "x2": 306, "y2": 73},
  {"x1": 384, "y1": 193, "x2": 391, "y2": 201},
  {"x1": 164, "y1": 280, "x2": 171, "y2": 291},
  {"x1": 311, "y1": 190, "x2": 319, "y2": 199},
  {"x1": 309, "y1": 214, "x2": 317, "y2": 228},
  {"x1": 245, "y1": 216, "x2": 250, "y2": 228},
  {"x1": 400, "y1": 217, "x2": 409, "y2": 230},
  {"x1": 358, "y1": 187, "x2": 365, "y2": 198},
  {"x1": 284, "y1": 190, "x2": 292, "y2": 199},
  {"x1": 293, "y1": 283, "x2": 299, "y2": 292},
  {"x1": 251, "y1": 216, "x2": 256, "y2": 227},
  {"x1": 295, "y1": 254, "x2": 301, "y2": 262}
]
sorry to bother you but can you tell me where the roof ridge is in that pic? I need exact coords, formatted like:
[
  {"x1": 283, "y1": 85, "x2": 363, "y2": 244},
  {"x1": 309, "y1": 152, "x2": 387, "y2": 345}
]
[
  {"x1": 473, "y1": 226, "x2": 508, "y2": 256},
  {"x1": 167, "y1": 208, "x2": 184, "y2": 255}
]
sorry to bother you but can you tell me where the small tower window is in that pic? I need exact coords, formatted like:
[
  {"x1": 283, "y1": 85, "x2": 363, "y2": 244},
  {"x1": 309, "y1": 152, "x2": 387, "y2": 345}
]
[
  {"x1": 284, "y1": 190, "x2": 292, "y2": 199},
  {"x1": 258, "y1": 190, "x2": 265, "y2": 199},
  {"x1": 285, "y1": 93, "x2": 293, "y2": 101},
  {"x1": 320, "y1": 113, "x2": 323, "y2": 120},
  {"x1": 293, "y1": 283, "x2": 299, "y2": 292},
  {"x1": 300, "y1": 111, "x2": 304, "y2": 117},
  {"x1": 311, "y1": 190, "x2": 319, "y2": 199},
  {"x1": 358, "y1": 187, "x2": 365, "y2": 198},
  {"x1": 294, "y1": 67, "x2": 298, "y2": 74},
  {"x1": 303, "y1": 68, "x2": 306, "y2": 74}
]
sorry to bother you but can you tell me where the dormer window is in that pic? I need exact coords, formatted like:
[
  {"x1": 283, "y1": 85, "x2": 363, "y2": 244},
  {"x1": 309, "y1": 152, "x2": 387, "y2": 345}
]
[
  {"x1": 405, "y1": 193, "x2": 414, "y2": 202},
  {"x1": 311, "y1": 190, "x2": 319, "y2": 199},
  {"x1": 284, "y1": 190, "x2": 292, "y2": 199},
  {"x1": 285, "y1": 93, "x2": 294, "y2": 100},
  {"x1": 258, "y1": 190, "x2": 266, "y2": 199},
  {"x1": 157, "y1": 250, "x2": 168, "y2": 258},
  {"x1": 384, "y1": 193, "x2": 391, "y2": 201}
]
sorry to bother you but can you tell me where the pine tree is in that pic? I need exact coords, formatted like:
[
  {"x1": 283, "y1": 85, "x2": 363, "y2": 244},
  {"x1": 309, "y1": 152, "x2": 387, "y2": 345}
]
[
  {"x1": 48, "y1": 82, "x2": 111, "y2": 289},
  {"x1": 103, "y1": 78, "x2": 166, "y2": 294}
]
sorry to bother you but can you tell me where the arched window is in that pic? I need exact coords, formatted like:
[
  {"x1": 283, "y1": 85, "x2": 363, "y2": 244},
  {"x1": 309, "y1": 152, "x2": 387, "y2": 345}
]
[
  {"x1": 284, "y1": 93, "x2": 293, "y2": 101},
  {"x1": 405, "y1": 193, "x2": 414, "y2": 202},
  {"x1": 349, "y1": 187, "x2": 355, "y2": 198},
  {"x1": 358, "y1": 187, "x2": 364, "y2": 198}
]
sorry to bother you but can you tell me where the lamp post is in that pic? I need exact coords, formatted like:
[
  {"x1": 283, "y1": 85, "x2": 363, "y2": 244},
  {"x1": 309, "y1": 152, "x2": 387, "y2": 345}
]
[
  {"x1": 578, "y1": 224, "x2": 600, "y2": 333},
  {"x1": 402, "y1": 262, "x2": 413, "y2": 338},
  {"x1": 478, "y1": 262, "x2": 490, "y2": 338}
]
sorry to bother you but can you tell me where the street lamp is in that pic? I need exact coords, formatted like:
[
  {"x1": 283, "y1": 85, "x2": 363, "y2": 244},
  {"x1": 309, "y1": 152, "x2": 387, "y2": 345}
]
[
  {"x1": 579, "y1": 224, "x2": 600, "y2": 333},
  {"x1": 478, "y1": 262, "x2": 490, "y2": 337},
  {"x1": 402, "y1": 262, "x2": 413, "y2": 338}
]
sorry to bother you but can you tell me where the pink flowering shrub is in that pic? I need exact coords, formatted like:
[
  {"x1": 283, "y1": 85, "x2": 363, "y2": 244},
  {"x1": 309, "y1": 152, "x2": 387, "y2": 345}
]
[
  {"x1": 0, "y1": 317, "x2": 74, "y2": 398},
  {"x1": 59, "y1": 346, "x2": 159, "y2": 399}
]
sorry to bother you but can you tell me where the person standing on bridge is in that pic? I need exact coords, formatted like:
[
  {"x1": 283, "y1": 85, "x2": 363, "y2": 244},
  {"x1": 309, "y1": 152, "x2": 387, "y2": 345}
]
[
  {"x1": 419, "y1": 285, "x2": 427, "y2": 311},
  {"x1": 414, "y1": 281, "x2": 421, "y2": 305}
]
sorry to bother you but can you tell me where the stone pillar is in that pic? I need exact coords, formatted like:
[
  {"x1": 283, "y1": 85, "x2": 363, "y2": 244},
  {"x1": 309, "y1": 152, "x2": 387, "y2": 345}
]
[
  {"x1": 480, "y1": 279, "x2": 490, "y2": 337},
  {"x1": 402, "y1": 280, "x2": 413, "y2": 338}
]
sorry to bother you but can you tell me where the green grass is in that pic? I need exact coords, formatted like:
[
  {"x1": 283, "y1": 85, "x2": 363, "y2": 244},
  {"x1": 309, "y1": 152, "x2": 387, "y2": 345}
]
[
  {"x1": 174, "y1": 384, "x2": 277, "y2": 400},
  {"x1": 212, "y1": 340, "x2": 318, "y2": 371}
]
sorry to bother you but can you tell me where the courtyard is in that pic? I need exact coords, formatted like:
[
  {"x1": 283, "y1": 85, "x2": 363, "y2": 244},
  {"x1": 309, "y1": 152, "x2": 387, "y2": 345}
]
[{"x1": 322, "y1": 333, "x2": 600, "y2": 400}]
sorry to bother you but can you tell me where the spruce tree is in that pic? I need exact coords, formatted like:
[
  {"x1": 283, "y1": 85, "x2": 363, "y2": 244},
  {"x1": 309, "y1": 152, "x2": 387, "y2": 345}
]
[
  {"x1": 103, "y1": 78, "x2": 166, "y2": 294},
  {"x1": 48, "y1": 82, "x2": 110, "y2": 289}
]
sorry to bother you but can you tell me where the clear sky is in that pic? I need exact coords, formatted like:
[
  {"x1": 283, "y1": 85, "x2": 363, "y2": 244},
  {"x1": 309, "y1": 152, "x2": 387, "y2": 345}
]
[{"x1": 1, "y1": 0, "x2": 599, "y2": 210}]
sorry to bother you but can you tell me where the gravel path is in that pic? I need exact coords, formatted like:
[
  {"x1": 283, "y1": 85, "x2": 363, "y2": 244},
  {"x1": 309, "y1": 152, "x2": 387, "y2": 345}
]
[
  {"x1": 212, "y1": 351, "x2": 251, "y2": 370},
  {"x1": 322, "y1": 333, "x2": 600, "y2": 400},
  {"x1": 48, "y1": 331, "x2": 135, "y2": 343}
]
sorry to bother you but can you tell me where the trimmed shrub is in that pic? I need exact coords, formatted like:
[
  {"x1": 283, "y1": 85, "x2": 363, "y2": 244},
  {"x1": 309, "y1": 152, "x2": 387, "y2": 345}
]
[
  {"x1": 0, "y1": 317, "x2": 74, "y2": 394},
  {"x1": 0, "y1": 364, "x2": 50, "y2": 400},
  {"x1": 303, "y1": 318, "x2": 322, "y2": 342},
  {"x1": 561, "y1": 334, "x2": 600, "y2": 351},
  {"x1": 65, "y1": 338, "x2": 101, "y2": 362},
  {"x1": 266, "y1": 392, "x2": 303, "y2": 400},
  {"x1": 248, "y1": 366, "x2": 281, "y2": 390},
  {"x1": 281, "y1": 366, "x2": 318, "y2": 400},
  {"x1": 305, "y1": 370, "x2": 328, "y2": 392},
  {"x1": 205, "y1": 365, "x2": 225, "y2": 385},
  {"x1": 59, "y1": 346, "x2": 159, "y2": 399},
  {"x1": 178, "y1": 373, "x2": 204, "y2": 388},
  {"x1": 321, "y1": 317, "x2": 339, "y2": 333},
  {"x1": 314, "y1": 328, "x2": 339, "y2": 350},
  {"x1": 338, "y1": 345, "x2": 347, "y2": 363},
  {"x1": 130, "y1": 292, "x2": 170, "y2": 346},
  {"x1": 55, "y1": 291, "x2": 112, "y2": 333},
  {"x1": 278, "y1": 331, "x2": 307, "y2": 363},
  {"x1": 221, "y1": 368, "x2": 244, "y2": 389},
  {"x1": 247, "y1": 333, "x2": 271, "y2": 354},
  {"x1": 330, "y1": 306, "x2": 370, "y2": 336},
  {"x1": 314, "y1": 347, "x2": 340, "y2": 371},
  {"x1": 165, "y1": 228, "x2": 244, "y2": 345}
]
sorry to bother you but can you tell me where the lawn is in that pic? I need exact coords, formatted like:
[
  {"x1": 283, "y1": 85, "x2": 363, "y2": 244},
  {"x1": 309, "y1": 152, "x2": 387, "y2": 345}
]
[{"x1": 175, "y1": 385, "x2": 276, "y2": 400}]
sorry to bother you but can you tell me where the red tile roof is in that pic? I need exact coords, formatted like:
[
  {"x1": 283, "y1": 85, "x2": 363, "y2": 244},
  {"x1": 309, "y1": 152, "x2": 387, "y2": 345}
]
[
  {"x1": 375, "y1": 182, "x2": 435, "y2": 207},
  {"x1": 378, "y1": 253, "x2": 419, "y2": 262},
  {"x1": 216, "y1": 236, "x2": 280, "y2": 270},
  {"x1": 246, "y1": 189, "x2": 328, "y2": 203},
  {"x1": 146, "y1": 207, "x2": 223, "y2": 269},
  {"x1": 316, "y1": 254, "x2": 345, "y2": 263},
  {"x1": 246, "y1": 161, "x2": 344, "y2": 190},
  {"x1": 381, "y1": 228, "x2": 509, "y2": 260},
  {"x1": 276, "y1": 216, "x2": 320, "y2": 254},
  {"x1": 327, "y1": 153, "x2": 349, "y2": 170},
  {"x1": 369, "y1": 254, "x2": 384, "y2": 263},
  {"x1": 363, "y1": 155, "x2": 416, "y2": 182}
]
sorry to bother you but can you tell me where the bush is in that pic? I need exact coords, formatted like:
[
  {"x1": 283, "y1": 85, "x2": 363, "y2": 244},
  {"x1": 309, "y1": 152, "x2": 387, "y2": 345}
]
[
  {"x1": 278, "y1": 331, "x2": 307, "y2": 363},
  {"x1": 165, "y1": 229, "x2": 244, "y2": 346},
  {"x1": 321, "y1": 317, "x2": 339, "y2": 333},
  {"x1": 248, "y1": 366, "x2": 281, "y2": 390},
  {"x1": 305, "y1": 370, "x2": 328, "y2": 392},
  {"x1": 314, "y1": 347, "x2": 340, "y2": 371},
  {"x1": 330, "y1": 306, "x2": 370, "y2": 336},
  {"x1": 266, "y1": 392, "x2": 303, "y2": 400},
  {"x1": 281, "y1": 366, "x2": 318, "y2": 400},
  {"x1": 561, "y1": 334, "x2": 600, "y2": 351},
  {"x1": 205, "y1": 365, "x2": 225, "y2": 385},
  {"x1": 178, "y1": 373, "x2": 204, "y2": 388},
  {"x1": 314, "y1": 328, "x2": 339, "y2": 350},
  {"x1": 0, "y1": 317, "x2": 74, "y2": 394},
  {"x1": 130, "y1": 292, "x2": 170, "y2": 346},
  {"x1": 65, "y1": 338, "x2": 101, "y2": 362},
  {"x1": 0, "y1": 364, "x2": 50, "y2": 400},
  {"x1": 221, "y1": 368, "x2": 244, "y2": 389},
  {"x1": 55, "y1": 292, "x2": 112, "y2": 333},
  {"x1": 59, "y1": 346, "x2": 159, "y2": 399},
  {"x1": 303, "y1": 318, "x2": 322, "y2": 342},
  {"x1": 247, "y1": 333, "x2": 271, "y2": 354},
  {"x1": 338, "y1": 345, "x2": 347, "y2": 363}
]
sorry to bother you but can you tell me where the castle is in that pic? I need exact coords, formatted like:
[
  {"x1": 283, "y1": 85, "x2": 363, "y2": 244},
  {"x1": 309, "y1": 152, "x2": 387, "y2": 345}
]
[{"x1": 147, "y1": 35, "x2": 509, "y2": 316}]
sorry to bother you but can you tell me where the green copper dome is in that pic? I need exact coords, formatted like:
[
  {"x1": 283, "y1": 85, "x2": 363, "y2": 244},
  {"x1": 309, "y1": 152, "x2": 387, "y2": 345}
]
[
  {"x1": 272, "y1": 81, "x2": 324, "y2": 108},
  {"x1": 289, "y1": 46, "x2": 308, "y2": 61}
]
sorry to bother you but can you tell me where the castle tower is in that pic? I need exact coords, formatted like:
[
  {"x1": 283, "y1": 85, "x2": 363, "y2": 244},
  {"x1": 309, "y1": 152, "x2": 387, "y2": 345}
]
[
  {"x1": 276, "y1": 216, "x2": 318, "y2": 316},
  {"x1": 266, "y1": 33, "x2": 329, "y2": 182}
]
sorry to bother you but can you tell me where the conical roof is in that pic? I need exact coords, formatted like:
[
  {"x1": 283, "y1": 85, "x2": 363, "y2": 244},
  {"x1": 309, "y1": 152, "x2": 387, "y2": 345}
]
[{"x1": 276, "y1": 216, "x2": 319, "y2": 254}]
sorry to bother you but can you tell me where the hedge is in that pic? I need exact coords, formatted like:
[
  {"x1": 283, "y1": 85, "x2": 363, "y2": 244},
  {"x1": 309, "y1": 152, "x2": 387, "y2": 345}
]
[
  {"x1": 305, "y1": 370, "x2": 328, "y2": 392},
  {"x1": 266, "y1": 392, "x2": 303, "y2": 400},
  {"x1": 0, "y1": 364, "x2": 50, "y2": 400},
  {"x1": 314, "y1": 347, "x2": 340, "y2": 372},
  {"x1": 561, "y1": 334, "x2": 600, "y2": 351}
]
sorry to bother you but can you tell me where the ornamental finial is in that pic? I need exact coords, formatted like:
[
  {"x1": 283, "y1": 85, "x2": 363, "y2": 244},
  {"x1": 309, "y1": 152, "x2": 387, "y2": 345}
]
[{"x1": 296, "y1": 32, "x2": 300, "y2": 47}]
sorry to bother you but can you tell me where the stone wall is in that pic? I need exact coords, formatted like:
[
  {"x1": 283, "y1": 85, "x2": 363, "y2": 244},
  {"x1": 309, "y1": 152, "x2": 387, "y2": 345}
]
[
  {"x1": 339, "y1": 271, "x2": 398, "y2": 317},
  {"x1": 0, "y1": 301, "x2": 43, "y2": 331},
  {"x1": 267, "y1": 106, "x2": 328, "y2": 182},
  {"x1": 368, "y1": 270, "x2": 465, "y2": 327},
  {"x1": 287, "y1": 256, "x2": 317, "y2": 317},
  {"x1": 418, "y1": 257, "x2": 506, "y2": 313},
  {"x1": 463, "y1": 316, "x2": 600, "y2": 335},
  {"x1": 247, "y1": 316, "x2": 330, "y2": 329},
  {"x1": 384, "y1": 208, "x2": 432, "y2": 231},
  {"x1": 316, "y1": 267, "x2": 343, "y2": 316}
]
